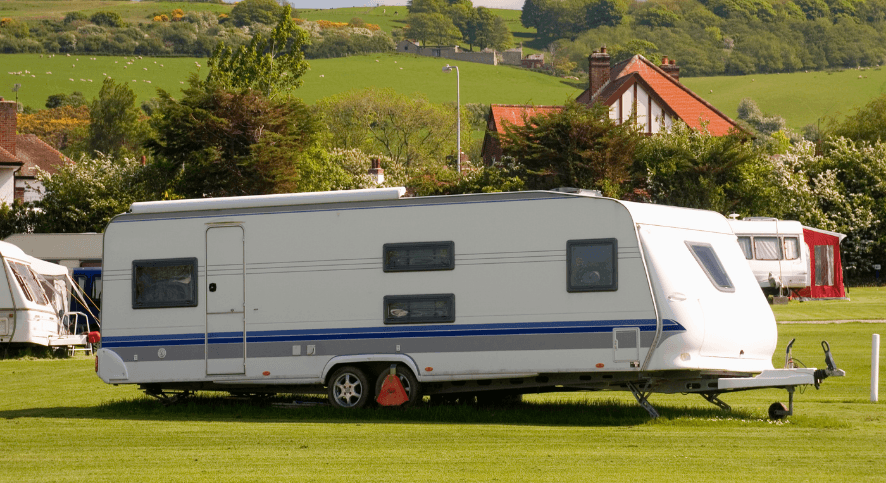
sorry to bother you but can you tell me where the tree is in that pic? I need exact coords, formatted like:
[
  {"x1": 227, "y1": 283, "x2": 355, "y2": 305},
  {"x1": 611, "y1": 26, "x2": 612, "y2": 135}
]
[
  {"x1": 408, "y1": 0, "x2": 448, "y2": 14},
  {"x1": 404, "y1": 12, "x2": 463, "y2": 45},
  {"x1": 146, "y1": 77, "x2": 324, "y2": 198},
  {"x1": 585, "y1": 0, "x2": 627, "y2": 28},
  {"x1": 472, "y1": 8, "x2": 512, "y2": 50},
  {"x1": 89, "y1": 11, "x2": 126, "y2": 28},
  {"x1": 206, "y1": 5, "x2": 310, "y2": 98},
  {"x1": 0, "y1": 202, "x2": 39, "y2": 238},
  {"x1": 34, "y1": 154, "x2": 145, "y2": 233},
  {"x1": 45, "y1": 91, "x2": 86, "y2": 109},
  {"x1": 828, "y1": 93, "x2": 886, "y2": 144},
  {"x1": 499, "y1": 101, "x2": 643, "y2": 198},
  {"x1": 86, "y1": 77, "x2": 143, "y2": 157},
  {"x1": 230, "y1": 0, "x2": 283, "y2": 26},
  {"x1": 17, "y1": 105, "x2": 90, "y2": 153},
  {"x1": 633, "y1": 121, "x2": 768, "y2": 213}
]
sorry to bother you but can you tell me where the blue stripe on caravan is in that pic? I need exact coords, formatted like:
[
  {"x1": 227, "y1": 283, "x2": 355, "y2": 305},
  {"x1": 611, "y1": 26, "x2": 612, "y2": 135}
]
[{"x1": 102, "y1": 319, "x2": 685, "y2": 348}]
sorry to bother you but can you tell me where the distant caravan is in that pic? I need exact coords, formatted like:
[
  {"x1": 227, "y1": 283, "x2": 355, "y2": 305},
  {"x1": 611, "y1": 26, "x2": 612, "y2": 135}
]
[
  {"x1": 0, "y1": 241, "x2": 94, "y2": 351},
  {"x1": 96, "y1": 189, "x2": 844, "y2": 418},
  {"x1": 727, "y1": 217, "x2": 810, "y2": 296}
]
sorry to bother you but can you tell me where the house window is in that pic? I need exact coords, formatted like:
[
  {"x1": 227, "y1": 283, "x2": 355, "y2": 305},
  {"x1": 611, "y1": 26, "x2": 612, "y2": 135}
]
[
  {"x1": 783, "y1": 237, "x2": 800, "y2": 260},
  {"x1": 814, "y1": 245, "x2": 835, "y2": 286},
  {"x1": 753, "y1": 237, "x2": 781, "y2": 260},
  {"x1": 132, "y1": 258, "x2": 198, "y2": 309},
  {"x1": 384, "y1": 294, "x2": 455, "y2": 324},
  {"x1": 737, "y1": 237, "x2": 753, "y2": 260},
  {"x1": 686, "y1": 242, "x2": 735, "y2": 292},
  {"x1": 567, "y1": 239, "x2": 618, "y2": 292},
  {"x1": 383, "y1": 241, "x2": 454, "y2": 272}
]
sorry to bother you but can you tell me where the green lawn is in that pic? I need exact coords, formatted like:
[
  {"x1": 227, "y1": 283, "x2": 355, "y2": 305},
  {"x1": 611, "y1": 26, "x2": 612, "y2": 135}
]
[
  {"x1": 772, "y1": 286, "x2": 886, "y2": 322},
  {"x1": 1, "y1": 322, "x2": 884, "y2": 482},
  {"x1": 0, "y1": 1, "x2": 231, "y2": 23}
]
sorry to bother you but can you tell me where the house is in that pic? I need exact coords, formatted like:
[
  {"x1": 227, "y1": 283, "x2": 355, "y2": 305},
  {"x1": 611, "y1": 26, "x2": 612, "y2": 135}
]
[
  {"x1": 521, "y1": 53, "x2": 545, "y2": 69},
  {"x1": 795, "y1": 226, "x2": 847, "y2": 300},
  {"x1": 0, "y1": 99, "x2": 70, "y2": 203},
  {"x1": 481, "y1": 46, "x2": 740, "y2": 164},
  {"x1": 0, "y1": 98, "x2": 71, "y2": 204}
]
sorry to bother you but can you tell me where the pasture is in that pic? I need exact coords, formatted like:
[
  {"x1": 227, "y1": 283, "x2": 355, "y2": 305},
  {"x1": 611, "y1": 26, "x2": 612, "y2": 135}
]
[
  {"x1": 1, "y1": 322, "x2": 883, "y2": 482},
  {"x1": 0, "y1": 1, "x2": 231, "y2": 23}
]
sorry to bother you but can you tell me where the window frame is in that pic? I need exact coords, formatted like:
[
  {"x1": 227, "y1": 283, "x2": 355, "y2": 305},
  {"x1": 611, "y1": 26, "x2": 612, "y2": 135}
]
[
  {"x1": 566, "y1": 238, "x2": 618, "y2": 293},
  {"x1": 383, "y1": 241, "x2": 455, "y2": 273},
  {"x1": 783, "y1": 236, "x2": 801, "y2": 261},
  {"x1": 685, "y1": 242, "x2": 735, "y2": 293},
  {"x1": 736, "y1": 236, "x2": 753, "y2": 260},
  {"x1": 131, "y1": 257, "x2": 199, "y2": 309},
  {"x1": 383, "y1": 294, "x2": 456, "y2": 325}
]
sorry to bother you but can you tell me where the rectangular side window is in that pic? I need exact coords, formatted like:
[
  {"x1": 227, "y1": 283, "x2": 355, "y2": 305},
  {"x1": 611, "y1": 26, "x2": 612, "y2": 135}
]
[
  {"x1": 783, "y1": 237, "x2": 800, "y2": 260},
  {"x1": 9, "y1": 262, "x2": 49, "y2": 305},
  {"x1": 132, "y1": 258, "x2": 198, "y2": 309},
  {"x1": 737, "y1": 236, "x2": 753, "y2": 260},
  {"x1": 567, "y1": 239, "x2": 618, "y2": 292},
  {"x1": 383, "y1": 241, "x2": 454, "y2": 272},
  {"x1": 686, "y1": 242, "x2": 735, "y2": 292},
  {"x1": 753, "y1": 236, "x2": 781, "y2": 260},
  {"x1": 814, "y1": 245, "x2": 834, "y2": 286},
  {"x1": 384, "y1": 294, "x2": 455, "y2": 324}
]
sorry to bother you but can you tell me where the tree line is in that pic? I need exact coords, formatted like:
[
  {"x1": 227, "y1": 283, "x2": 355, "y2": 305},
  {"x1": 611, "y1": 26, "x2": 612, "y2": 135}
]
[
  {"x1": 522, "y1": 0, "x2": 886, "y2": 76},
  {"x1": 402, "y1": 0, "x2": 513, "y2": 51},
  {"x1": 4, "y1": 5, "x2": 885, "y2": 281}
]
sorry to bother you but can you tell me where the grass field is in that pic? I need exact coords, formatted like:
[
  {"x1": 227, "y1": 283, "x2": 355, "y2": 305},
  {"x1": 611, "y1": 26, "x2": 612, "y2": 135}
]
[
  {"x1": 1, "y1": 322, "x2": 884, "y2": 482},
  {"x1": 772, "y1": 287, "x2": 886, "y2": 322},
  {"x1": 0, "y1": 1, "x2": 231, "y2": 23}
]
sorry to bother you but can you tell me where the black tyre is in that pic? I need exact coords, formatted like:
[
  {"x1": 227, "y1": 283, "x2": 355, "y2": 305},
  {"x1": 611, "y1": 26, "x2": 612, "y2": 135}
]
[
  {"x1": 327, "y1": 366, "x2": 371, "y2": 409},
  {"x1": 375, "y1": 364, "x2": 421, "y2": 407},
  {"x1": 768, "y1": 401, "x2": 788, "y2": 420}
]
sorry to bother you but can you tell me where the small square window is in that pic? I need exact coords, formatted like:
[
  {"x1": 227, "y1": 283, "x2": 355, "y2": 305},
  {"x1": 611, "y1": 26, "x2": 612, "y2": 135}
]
[
  {"x1": 567, "y1": 239, "x2": 618, "y2": 292},
  {"x1": 686, "y1": 242, "x2": 734, "y2": 292},
  {"x1": 383, "y1": 241, "x2": 454, "y2": 272},
  {"x1": 132, "y1": 258, "x2": 198, "y2": 309},
  {"x1": 783, "y1": 237, "x2": 800, "y2": 260},
  {"x1": 384, "y1": 294, "x2": 455, "y2": 324}
]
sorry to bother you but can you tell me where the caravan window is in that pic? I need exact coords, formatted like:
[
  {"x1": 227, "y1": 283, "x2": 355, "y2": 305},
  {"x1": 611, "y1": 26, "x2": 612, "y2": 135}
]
[
  {"x1": 783, "y1": 237, "x2": 800, "y2": 260},
  {"x1": 132, "y1": 258, "x2": 198, "y2": 309},
  {"x1": 753, "y1": 237, "x2": 781, "y2": 260},
  {"x1": 567, "y1": 239, "x2": 618, "y2": 292},
  {"x1": 8, "y1": 262, "x2": 50, "y2": 305},
  {"x1": 686, "y1": 243, "x2": 735, "y2": 292},
  {"x1": 383, "y1": 241, "x2": 454, "y2": 272},
  {"x1": 814, "y1": 245, "x2": 835, "y2": 286},
  {"x1": 384, "y1": 294, "x2": 455, "y2": 324},
  {"x1": 737, "y1": 237, "x2": 753, "y2": 260}
]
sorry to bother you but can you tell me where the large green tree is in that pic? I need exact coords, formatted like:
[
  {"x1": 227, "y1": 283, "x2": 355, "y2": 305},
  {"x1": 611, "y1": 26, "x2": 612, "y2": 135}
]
[
  {"x1": 404, "y1": 12, "x2": 463, "y2": 45},
  {"x1": 86, "y1": 77, "x2": 143, "y2": 157},
  {"x1": 828, "y1": 93, "x2": 886, "y2": 144},
  {"x1": 230, "y1": 0, "x2": 283, "y2": 26},
  {"x1": 499, "y1": 101, "x2": 643, "y2": 198},
  {"x1": 206, "y1": 5, "x2": 310, "y2": 98}
]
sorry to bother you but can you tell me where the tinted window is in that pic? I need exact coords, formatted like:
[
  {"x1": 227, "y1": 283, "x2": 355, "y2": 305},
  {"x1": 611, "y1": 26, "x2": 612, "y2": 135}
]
[
  {"x1": 686, "y1": 242, "x2": 735, "y2": 292},
  {"x1": 567, "y1": 239, "x2": 618, "y2": 292},
  {"x1": 737, "y1": 237, "x2": 753, "y2": 260},
  {"x1": 132, "y1": 258, "x2": 198, "y2": 309},
  {"x1": 9, "y1": 262, "x2": 49, "y2": 305},
  {"x1": 384, "y1": 294, "x2": 455, "y2": 324},
  {"x1": 383, "y1": 241, "x2": 454, "y2": 272}
]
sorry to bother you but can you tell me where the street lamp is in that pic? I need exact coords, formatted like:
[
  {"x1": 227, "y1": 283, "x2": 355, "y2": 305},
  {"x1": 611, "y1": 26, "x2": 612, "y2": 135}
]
[{"x1": 442, "y1": 64, "x2": 460, "y2": 173}]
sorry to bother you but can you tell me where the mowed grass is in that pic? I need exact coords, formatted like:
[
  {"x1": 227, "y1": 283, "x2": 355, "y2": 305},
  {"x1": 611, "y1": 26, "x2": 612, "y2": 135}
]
[
  {"x1": 0, "y1": 52, "x2": 583, "y2": 109},
  {"x1": 683, "y1": 67, "x2": 886, "y2": 130},
  {"x1": 0, "y1": 1, "x2": 231, "y2": 23},
  {"x1": 772, "y1": 286, "x2": 886, "y2": 322},
  {"x1": 1, "y1": 323, "x2": 884, "y2": 482}
]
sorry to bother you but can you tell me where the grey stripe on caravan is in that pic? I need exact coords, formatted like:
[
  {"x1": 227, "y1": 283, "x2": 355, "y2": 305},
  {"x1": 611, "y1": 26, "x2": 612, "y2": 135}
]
[
  {"x1": 112, "y1": 191, "x2": 572, "y2": 223},
  {"x1": 108, "y1": 330, "x2": 670, "y2": 363}
]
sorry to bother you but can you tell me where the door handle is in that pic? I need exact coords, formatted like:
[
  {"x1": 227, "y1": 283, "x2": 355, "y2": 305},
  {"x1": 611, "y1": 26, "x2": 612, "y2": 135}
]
[{"x1": 209, "y1": 283, "x2": 217, "y2": 292}]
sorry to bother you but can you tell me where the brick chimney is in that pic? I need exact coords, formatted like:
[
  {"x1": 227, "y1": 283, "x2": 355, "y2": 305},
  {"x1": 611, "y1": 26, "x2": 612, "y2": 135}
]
[
  {"x1": 660, "y1": 57, "x2": 680, "y2": 82},
  {"x1": 0, "y1": 97, "x2": 16, "y2": 156},
  {"x1": 368, "y1": 157, "x2": 384, "y2": 185},
  {"x1": 588, "y1": 46, "x2": 611, "y2": 98}
]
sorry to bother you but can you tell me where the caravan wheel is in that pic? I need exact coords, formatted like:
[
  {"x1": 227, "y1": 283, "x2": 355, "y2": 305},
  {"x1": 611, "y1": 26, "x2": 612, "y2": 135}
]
[
  {"x1": 328, "y1": 366, "x2": 371, "y2": 409},
  {"x1": 374, "y1": 364, "x2": 421, "y2": 407}
]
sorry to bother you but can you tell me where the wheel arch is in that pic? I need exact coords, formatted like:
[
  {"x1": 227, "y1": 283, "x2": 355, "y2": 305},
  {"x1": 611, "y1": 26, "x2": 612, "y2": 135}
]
[{"x1": 321, "y1": 354, "x2": 421, "y2": 385}]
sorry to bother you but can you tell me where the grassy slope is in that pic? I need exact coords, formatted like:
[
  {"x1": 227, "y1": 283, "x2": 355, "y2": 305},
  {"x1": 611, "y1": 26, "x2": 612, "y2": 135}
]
[
  {"x1": 0, "y1": 1, "x2": 231, "y2": 23},
  {"x1": 772, "y1": 286, "x2": 886, "y2": 322},
  {"x1": 0, "y1": 323, "x2": 883, "y2": 481}
]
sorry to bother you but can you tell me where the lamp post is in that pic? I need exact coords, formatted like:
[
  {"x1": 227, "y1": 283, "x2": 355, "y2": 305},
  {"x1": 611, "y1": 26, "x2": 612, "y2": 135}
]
[{"x1": 442, "y1": 64, "x2": 460, "y2": 173}]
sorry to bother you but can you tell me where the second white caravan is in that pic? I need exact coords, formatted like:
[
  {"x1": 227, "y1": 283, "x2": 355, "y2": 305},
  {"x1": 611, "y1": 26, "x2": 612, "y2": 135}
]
[{"x1": 96, "y1": 189, "x2": 843, "y2": 418}]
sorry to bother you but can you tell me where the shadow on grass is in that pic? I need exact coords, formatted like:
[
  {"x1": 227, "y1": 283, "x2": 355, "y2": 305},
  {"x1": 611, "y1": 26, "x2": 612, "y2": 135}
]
[{"x1": 0, "y1": 394, "x2": 762, "y2": 427}]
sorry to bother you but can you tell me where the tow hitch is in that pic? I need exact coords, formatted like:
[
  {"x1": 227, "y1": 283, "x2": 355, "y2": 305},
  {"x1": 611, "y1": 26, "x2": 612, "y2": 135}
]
[
  {"x1": 813, "y1": 340, "x2": 846, "y2": 388},
  {"x1": 769, "y1": 339, "x2": 845, "y2": 419}
]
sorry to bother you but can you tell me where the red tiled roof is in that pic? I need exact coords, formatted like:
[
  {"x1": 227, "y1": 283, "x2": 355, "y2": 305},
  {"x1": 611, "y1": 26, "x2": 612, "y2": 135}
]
[
  {"x1": 0, "y1": 145, "x2": 20, "y2": 165},
  {"x1": 12, "y1": 134, "x2": 70, "y2": 178},
  {"x1": 577, "y1": 55, "x2": 739, "y2": 136},
  {"x1": 489, "y1": 104, "x2": 564, "y2": 133}
]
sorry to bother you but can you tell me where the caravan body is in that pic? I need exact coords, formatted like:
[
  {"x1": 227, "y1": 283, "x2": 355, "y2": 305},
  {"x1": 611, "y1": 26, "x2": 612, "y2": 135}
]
[
  {"x1": 96, "y1": 189, "x2": 837, "y2": 413},
  {"x1": 0, "y1": 241, "x2": 87, "y2": 347},
  {"x1": 727, "y1": 218, "x2": 810, "y2": 294}
]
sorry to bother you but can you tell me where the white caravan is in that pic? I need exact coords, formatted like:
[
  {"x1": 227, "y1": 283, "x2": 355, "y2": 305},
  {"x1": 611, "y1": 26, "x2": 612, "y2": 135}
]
[
  {"x1": 96, "y1": 189, "x2": 843, "y2": 418},
  {"x1": 0, "y1": 241, "x2": 90, "y2": 349},
  {"x1": 727, "y1": 217, "x2": 810, "y2": 295}
]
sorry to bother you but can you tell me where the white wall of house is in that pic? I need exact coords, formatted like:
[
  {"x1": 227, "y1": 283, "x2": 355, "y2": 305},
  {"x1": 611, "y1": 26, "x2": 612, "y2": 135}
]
[
  {"x1": 15, "y1": 178, "x2": 43, "y2": 203},
  {"x1": 0, "y1": 167, "x2": 15, "y2": 205},
  {"x1": 609, "y1": 84, "x2": 674, "y2": 134}
]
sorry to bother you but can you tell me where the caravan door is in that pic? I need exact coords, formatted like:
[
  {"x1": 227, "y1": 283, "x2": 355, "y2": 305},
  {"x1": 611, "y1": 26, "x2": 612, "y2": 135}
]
[{"x1": 205, "y1": 226, "x2": 245, "y2": 375}]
